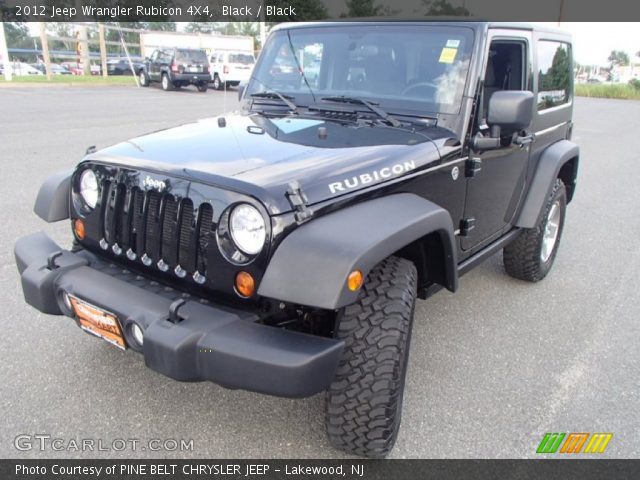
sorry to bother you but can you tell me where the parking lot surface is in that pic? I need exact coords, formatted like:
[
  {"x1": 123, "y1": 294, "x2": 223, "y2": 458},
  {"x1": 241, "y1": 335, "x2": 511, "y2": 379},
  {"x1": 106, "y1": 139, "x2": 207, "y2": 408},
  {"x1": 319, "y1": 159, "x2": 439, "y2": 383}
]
[{"x1": 1, "y1": 86, "x2": 639, "y2": 458}]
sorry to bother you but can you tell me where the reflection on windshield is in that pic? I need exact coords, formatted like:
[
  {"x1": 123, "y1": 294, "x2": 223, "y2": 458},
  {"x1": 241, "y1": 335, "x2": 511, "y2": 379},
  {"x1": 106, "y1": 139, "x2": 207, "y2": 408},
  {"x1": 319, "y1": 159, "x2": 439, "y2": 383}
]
[{"x1": 248, "y1": 25, "x2": 474, "y2": 115}]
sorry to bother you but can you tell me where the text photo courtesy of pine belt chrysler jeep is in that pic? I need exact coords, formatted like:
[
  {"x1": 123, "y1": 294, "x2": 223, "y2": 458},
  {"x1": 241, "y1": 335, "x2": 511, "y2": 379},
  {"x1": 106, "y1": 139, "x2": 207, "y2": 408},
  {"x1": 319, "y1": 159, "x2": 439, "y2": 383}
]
[{"x1": 15, "y1": 22, "x2": 578, "y2": 458}]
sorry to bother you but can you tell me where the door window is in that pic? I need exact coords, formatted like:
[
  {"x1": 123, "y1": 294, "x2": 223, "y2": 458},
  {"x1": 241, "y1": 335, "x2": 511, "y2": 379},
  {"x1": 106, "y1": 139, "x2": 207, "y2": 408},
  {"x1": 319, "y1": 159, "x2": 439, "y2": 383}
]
[{"x1": 537, "y1": 41, "x2": 572, "y2": 110}]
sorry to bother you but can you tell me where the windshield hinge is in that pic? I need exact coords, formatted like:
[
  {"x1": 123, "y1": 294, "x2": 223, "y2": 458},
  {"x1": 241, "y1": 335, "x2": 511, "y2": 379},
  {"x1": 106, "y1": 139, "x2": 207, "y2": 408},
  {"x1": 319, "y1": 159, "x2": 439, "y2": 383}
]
[{"x1": 286, "y1": 181, "x2": 314, "y2": 224}]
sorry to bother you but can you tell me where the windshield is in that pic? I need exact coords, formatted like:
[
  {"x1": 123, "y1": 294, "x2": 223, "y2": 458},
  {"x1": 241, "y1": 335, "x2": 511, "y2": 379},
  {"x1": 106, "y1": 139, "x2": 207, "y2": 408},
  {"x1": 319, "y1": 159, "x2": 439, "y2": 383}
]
[
  {"x1": 175, "y1": 50, "x2": 208, "y2": 63},
  {"x1": 247, "y1": 25, "x2": 474, "y2": 116},
  {"x1": 228, "y1": 53, "x2": 255, "y2": 65}
]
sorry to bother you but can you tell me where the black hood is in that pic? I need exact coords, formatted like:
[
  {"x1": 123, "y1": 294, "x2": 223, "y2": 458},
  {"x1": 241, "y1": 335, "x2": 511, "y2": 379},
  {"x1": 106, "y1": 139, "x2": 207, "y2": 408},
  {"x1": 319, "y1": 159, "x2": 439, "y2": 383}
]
[{"x1": 88, "y1": 113, "x2": 452, "y2": 214}]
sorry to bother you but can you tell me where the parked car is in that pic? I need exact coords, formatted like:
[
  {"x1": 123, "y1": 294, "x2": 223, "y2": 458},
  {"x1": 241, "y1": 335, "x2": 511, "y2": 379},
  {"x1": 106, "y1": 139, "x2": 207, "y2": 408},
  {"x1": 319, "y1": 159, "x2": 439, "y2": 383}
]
[
  {"x1": 210, "y1": 51, "x2": 255, "y2": 90},
  {"x1": 138, "y1": 48, "x2": 209, "y2": 92},
  {"x1": 106, "y1": 58, "x2": 142, "y2": 76},
  {"x1": 31, "y1": 63, "x2": 72, "y2": 75},
  {"x1": 9, "y1": 62, "x2": 43, "y2": 76},
  {"x1": 15, "y1": 21, "x2": 579, "y2": 459}
]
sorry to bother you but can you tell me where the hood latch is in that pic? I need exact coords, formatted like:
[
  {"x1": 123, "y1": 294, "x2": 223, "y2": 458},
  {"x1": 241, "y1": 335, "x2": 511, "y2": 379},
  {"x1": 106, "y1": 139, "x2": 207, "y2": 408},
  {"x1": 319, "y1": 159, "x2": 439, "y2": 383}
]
[{"x1": 286, "y1": 181, "x2": 314, "y2": 224}]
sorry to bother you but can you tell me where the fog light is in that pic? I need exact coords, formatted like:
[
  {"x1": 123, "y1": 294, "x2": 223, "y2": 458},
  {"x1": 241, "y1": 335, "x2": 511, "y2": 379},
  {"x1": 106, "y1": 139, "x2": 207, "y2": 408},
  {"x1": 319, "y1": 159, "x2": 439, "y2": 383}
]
[
  {"x1": 73, "y1": 219, "x2": 85, "y2": 240},
  {"x1": 347, "y1": 270, "x2": 364, "y2": 291},
  {"x1": 235, "y1": 271, "x2": 255, "y2": 298},
  {"x1": 131, "y1": 323, "x2": 144, "y2": 347}
]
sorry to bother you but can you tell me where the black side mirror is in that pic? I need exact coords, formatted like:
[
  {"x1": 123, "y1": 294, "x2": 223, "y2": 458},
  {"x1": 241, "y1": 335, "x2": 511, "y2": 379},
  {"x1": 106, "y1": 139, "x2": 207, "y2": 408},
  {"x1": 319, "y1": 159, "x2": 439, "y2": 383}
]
[
  {"x1": 237, "y1": 83, "x2": 246, "y2": 101},
  {"x1": 473, "y1": 90, "x2": 534, "y2": 151},
  {"x1": 487, "y1": 90, "x2": 534, "y2": 132}
]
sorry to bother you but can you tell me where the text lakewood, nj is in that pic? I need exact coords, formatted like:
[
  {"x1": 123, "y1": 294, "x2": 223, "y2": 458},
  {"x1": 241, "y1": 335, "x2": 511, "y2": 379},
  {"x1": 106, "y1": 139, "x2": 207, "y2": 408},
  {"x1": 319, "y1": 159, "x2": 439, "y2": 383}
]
[{"x1": 15, "y1": 4, "x2": 297, "y2": 19}]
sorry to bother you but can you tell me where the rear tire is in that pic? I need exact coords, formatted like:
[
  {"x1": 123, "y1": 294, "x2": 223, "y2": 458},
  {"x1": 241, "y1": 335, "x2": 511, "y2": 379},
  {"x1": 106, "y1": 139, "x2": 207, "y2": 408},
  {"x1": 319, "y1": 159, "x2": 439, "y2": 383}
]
[
  {"x1": 197, "y1": 82, "x2": 208, "y2": 92},
  {"x1": 504, "y1": 178, "x2": 567, "y2": 282},
  {"x1": 325, "y1": 256, "x2": 417, "y2": 458},
  {"x1": 161, "y1": 73, "x2": 174, "y2": 91}
]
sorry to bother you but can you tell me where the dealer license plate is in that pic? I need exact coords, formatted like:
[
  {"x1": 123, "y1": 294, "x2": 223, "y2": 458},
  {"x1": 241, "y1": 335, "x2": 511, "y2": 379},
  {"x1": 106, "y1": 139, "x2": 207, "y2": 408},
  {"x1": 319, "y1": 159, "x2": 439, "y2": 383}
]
[{"x1": 69, "y1": 296, "x2": 126, "y2": 350}]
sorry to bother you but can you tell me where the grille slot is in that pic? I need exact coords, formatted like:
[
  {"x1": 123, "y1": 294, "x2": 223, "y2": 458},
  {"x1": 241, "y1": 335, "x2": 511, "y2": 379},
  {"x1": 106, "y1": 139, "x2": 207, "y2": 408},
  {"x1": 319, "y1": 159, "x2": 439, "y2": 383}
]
[{"x1": 96, "y1": 177, "x2": 216, "y2": 284}]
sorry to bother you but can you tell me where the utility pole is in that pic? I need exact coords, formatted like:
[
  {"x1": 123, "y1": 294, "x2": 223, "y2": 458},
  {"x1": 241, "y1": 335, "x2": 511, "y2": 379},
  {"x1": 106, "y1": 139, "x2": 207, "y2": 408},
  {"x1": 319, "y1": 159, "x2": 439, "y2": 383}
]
[
  {"x1": 0, "y1": 22, "x2": 11, "y2": 81},
  {"x1": 39, "y1": 22, "x2": 52, "y2": 80},
  {"x1": 98, "y1": 23, "x2": 107, "y2": 78},
  {"x1": 78, "y1": 25, "x2": 90, "y2": 75}
]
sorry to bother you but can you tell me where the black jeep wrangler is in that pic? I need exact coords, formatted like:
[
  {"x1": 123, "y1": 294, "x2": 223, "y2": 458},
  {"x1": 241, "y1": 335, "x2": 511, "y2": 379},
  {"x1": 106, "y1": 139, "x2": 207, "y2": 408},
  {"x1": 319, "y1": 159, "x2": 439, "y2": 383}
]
[
  {"x1": 138, "y1": 48, "x2": 210, "y2": 92},
  {"x1": 15, "y1": 22, "x2": 578, "y2": 458}
]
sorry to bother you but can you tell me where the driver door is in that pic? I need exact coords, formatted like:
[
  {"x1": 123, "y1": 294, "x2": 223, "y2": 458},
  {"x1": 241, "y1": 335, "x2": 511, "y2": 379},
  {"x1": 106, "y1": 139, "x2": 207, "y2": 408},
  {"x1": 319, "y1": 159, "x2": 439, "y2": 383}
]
[{"x1": 461, "y1": 31, "x2": 533, "y2": 251}]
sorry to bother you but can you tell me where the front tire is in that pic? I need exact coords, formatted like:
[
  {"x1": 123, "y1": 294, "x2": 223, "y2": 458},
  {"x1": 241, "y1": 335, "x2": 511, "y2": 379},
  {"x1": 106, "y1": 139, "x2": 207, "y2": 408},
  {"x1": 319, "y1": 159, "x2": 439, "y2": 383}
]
[
  {"x1": 504, "y1": 178, "x2": 567, "y2": 281},
  {"x1": 161, "y1": 73, "x2": 174, "y2": 91},
  {"x1": 325, "y1": 256, "x2": 417, "y2": 458},
  {"x1": 139, "y1": 70, "x2": 149, "y2": 87}
]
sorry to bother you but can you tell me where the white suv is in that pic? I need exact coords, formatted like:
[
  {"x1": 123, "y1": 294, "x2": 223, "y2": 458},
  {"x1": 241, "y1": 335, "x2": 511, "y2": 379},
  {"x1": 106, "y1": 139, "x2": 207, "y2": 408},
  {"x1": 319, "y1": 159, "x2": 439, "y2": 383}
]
[{"x1": 210, "y1": 51, "x2": 255, "y2": 90}]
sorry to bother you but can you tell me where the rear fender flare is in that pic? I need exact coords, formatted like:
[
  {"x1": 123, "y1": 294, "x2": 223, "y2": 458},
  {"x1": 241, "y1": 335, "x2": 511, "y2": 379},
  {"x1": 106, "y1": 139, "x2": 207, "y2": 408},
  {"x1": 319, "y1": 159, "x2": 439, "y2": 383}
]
[
  {"x1": 516, "y1": 140, "x2": 579, "y2": 228},
  {"x1": 258, "y1": 193, "x2": 458, "y2": 310}
]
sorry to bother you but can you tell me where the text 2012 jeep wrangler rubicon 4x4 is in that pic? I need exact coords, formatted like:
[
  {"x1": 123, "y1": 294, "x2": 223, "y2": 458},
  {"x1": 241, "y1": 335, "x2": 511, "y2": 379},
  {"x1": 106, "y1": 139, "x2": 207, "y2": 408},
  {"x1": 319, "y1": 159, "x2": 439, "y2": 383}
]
[{"x1": 15, "y1": 22, "x2": 578, "y2": 458}]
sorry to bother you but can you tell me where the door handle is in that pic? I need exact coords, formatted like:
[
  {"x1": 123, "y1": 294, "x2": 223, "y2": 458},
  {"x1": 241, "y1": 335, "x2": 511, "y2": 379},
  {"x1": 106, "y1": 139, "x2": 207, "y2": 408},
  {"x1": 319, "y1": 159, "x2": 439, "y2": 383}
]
[{"x1": 514, "y1": 132, "x2": 535, "y2": 147}]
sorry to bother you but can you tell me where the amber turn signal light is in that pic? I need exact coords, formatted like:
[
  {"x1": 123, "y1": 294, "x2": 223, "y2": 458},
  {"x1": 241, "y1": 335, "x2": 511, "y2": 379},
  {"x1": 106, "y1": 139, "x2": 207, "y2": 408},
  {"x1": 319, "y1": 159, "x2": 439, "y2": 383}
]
[
  {"x1": 347, "y1": 270, "x2": 363, "y2": 291},
  {"x1": 73, "y1": 219, "x2": 86, "y2": 240},
  {"x1": 235, "y1": 271, "x2": 256, "y2": 298}
]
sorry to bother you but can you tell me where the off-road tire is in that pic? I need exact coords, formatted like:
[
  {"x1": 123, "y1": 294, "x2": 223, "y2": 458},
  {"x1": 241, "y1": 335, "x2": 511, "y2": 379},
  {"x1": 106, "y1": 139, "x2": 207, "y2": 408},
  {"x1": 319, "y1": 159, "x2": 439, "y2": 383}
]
[
  {"x1": 325, "y1": 256, "x2": 417, "y2": 458},
  {"x1": 139, "y1": 70, "x2": 149, "y2": 87},
  {"x1": 504, "y1": 178, "x2": 567, "y2": 282},
  {"x1": 213, "y1": 74, "x2": 223, "y2": 90},
  {"x1": 161, "y1": 73, "x2": 174, "y2": 91}
]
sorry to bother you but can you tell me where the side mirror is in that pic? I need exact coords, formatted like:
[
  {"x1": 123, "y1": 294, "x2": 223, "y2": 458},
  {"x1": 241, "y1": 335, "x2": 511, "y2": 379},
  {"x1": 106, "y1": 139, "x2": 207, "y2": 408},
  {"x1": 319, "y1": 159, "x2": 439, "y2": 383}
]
[
  {"x1": 487, "y1": 90, "x2": 534, "y2": 132},
  {"x1": 473, "y1": 90, "x2": 534, "y2": 151},
  {"x1": 237, "y1": 83, "x2": 246, "y2": 101}
]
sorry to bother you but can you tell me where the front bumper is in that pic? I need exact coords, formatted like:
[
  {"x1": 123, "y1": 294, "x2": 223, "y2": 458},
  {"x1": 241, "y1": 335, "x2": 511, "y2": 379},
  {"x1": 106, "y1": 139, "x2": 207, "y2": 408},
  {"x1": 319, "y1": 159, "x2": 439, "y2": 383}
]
[{"x1": 14, "y1": 232, "x2": 343, "y2": 398}]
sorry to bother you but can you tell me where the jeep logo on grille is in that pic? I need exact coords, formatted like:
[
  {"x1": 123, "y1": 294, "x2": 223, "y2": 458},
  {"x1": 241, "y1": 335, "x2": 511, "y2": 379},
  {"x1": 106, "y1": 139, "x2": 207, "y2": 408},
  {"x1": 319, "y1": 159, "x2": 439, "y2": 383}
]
[{"x1": 143, "y1": 176, "x2": 166, "y2": 192}]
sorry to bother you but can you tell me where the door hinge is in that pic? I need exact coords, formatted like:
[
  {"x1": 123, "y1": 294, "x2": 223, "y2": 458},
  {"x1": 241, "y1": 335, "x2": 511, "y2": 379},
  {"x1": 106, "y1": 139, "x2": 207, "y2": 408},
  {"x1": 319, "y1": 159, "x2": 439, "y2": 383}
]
[
  {"x1": 465, "y1": 157, "x2": 482, "y2": 177},
  {"x1": 286, "y1": 181, "x2": 314, "y2": 224},
  {"x1": 459, "y1": 218, "x2": 476, "y2": 236}
]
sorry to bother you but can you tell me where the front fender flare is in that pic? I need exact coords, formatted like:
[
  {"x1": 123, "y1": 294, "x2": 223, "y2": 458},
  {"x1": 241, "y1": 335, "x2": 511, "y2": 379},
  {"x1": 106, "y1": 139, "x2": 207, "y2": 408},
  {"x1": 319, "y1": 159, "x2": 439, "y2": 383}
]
[
  {"x1": 34, "y1": 170, "x2": 73, "y2": 223},
  {"x1": 258, "y1": 193, "x2": 457, "y2": 310},
  {"x1": 516, "y1": 140, "x2": 579, "y2": 228}
]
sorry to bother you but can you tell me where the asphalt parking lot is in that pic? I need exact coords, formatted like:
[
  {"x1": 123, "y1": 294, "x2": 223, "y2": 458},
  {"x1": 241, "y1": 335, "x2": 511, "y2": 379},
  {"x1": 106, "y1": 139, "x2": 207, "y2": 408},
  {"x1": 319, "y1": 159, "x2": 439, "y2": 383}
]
[{"x1": 1, "y1": 85, "x2": 639, "y2": 459}]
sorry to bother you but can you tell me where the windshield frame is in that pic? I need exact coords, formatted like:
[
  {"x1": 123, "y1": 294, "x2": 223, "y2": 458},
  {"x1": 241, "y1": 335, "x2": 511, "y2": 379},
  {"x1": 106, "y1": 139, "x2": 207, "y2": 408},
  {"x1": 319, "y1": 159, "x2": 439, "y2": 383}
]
[{"x1": 246, "y1": 23, "x2": 477, "y2": 119}]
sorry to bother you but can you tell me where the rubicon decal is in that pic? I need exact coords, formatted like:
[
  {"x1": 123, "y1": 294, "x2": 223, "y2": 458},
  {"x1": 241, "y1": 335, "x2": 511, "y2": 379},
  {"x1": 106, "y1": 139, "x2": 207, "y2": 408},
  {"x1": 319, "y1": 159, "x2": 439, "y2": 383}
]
[
  {"x1": 536, "y1": 432, "x2": 613, "y2": 454},
  {"x1": 328, "y1": 161, "x2": 416, "y2": 194}
]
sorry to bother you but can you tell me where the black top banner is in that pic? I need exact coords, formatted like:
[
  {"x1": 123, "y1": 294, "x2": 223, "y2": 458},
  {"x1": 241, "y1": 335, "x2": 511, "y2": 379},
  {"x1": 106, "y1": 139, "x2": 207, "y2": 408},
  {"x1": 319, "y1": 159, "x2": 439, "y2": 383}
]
[{"x1": 2, "y1": 0, "x2": 640, "y2": 22}]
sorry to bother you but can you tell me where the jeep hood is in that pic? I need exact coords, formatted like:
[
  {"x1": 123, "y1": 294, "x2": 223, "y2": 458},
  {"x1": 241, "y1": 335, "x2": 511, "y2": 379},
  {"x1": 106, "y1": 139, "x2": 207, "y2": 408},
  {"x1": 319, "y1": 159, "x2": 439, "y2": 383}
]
[{"x1": 88, "y1": 113, "x2": 453, "y2": 215}]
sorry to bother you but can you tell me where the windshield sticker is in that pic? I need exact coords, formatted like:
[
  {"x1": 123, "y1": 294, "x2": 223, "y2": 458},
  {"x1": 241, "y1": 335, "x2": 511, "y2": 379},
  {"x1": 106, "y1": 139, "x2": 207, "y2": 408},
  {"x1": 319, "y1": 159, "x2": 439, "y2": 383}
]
[
  {"x1": 271, "y1": 119, "x2": 323, "y2": 134},
  {"x1": 446, "y1": 39, "x2": 461, "y2": 48},
  {"x1": 439, "y1": 47, "x2": 458, "y2": 64}
]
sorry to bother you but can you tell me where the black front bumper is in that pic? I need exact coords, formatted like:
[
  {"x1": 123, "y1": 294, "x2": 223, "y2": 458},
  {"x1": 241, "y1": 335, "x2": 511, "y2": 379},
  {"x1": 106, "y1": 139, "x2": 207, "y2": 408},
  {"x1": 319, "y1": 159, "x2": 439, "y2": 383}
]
[{"x1": 14, "y1": 232, "x2": 343, "y2": 398}]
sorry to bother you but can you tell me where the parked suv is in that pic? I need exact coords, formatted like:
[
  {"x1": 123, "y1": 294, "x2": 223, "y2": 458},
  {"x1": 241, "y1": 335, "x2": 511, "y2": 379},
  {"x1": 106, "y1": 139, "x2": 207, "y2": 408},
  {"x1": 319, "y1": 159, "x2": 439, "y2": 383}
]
[
  {"x1": 16, "y1": 22, "x2": 578, "y2": 458},
  {"x1": 210, "y1": 51, "x2": 255, "y2": 90},
  {"x1": 139, "y1": 48, "x2": 209, "y2": 92}
]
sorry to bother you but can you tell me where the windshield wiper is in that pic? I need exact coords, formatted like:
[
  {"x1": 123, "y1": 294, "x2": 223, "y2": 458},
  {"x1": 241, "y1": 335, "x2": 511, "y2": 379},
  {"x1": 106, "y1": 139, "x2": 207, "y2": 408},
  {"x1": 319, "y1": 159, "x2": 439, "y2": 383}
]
[
  {"x1": 321, "y1": 96, "x2": 401, "y2": 127},
  {"x1": 250, "y1": 91, "x2": 298, "y2": 113}
]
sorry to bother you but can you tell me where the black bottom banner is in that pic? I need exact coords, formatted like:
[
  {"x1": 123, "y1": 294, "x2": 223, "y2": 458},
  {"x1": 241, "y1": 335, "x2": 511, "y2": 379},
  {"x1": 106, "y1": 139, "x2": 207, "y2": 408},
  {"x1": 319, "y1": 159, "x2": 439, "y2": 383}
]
[{"x1": 1, "y1": 459, "x2": 640, "y2": 480}]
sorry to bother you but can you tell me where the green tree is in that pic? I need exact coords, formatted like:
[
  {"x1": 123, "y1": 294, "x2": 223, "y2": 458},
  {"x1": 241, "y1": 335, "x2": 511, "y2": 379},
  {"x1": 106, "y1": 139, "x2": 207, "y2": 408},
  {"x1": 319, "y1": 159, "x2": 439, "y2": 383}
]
[
  {"x1": 4, "y1": 22, "x2": 32, "y2": 49},
  {"x1": 607, "y1": 50, "x2": 629, "y2": 68},
  {"x1": 144, "y1": 22, "x2": 177, "y2": 32},
  {"x1": 423, "y1": 0, "x2": 470, "y2": 16},
  {"x1": 343, "y1": 0, "x2": 384, "y2": 17}
]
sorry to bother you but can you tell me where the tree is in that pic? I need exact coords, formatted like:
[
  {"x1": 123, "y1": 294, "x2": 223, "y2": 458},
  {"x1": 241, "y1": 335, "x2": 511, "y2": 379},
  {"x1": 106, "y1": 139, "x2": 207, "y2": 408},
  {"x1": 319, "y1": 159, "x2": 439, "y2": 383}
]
[
  {"x1": 423, "y1": 0, "x2": 470, "y2": 16},
  {"x1": 343, "y1": 0, "x2": 384, "y2": 17},
  {"x1": 607, "y1": 50, "x2": 629, "y2": 68},
  {"x1": 144, "y1": 22, "x2": 176, "y2": 32},
  {"x1": 4, "y1": 22, "x2": 32, "y2": 49}
]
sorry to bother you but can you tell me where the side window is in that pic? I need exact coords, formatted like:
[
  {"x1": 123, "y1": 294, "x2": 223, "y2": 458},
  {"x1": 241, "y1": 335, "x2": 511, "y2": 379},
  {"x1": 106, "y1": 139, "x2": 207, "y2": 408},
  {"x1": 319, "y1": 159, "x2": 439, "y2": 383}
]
[
  {"x1": 150, "y1": 51, "x2": 158, "y2": 62},
  {"x1": 480, "y1": 40, "x2": 528, "y2": 125},
  {"x1": 537, "y1": 41, "x2": 572, "y2": 110},
  {"x1": 211, "y1": 54, "x2": 217, "y2": 63}
]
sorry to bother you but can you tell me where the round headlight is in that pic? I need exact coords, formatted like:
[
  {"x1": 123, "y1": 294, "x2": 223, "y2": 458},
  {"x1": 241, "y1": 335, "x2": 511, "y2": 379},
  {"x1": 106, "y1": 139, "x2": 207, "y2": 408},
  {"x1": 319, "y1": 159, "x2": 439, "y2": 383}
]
[
  {"x1": 79, "y1": 169, "x2": 99, "y2": 209},
  {"x1": 229, "y1": 204, "x2": 266, "y2": 255}
]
